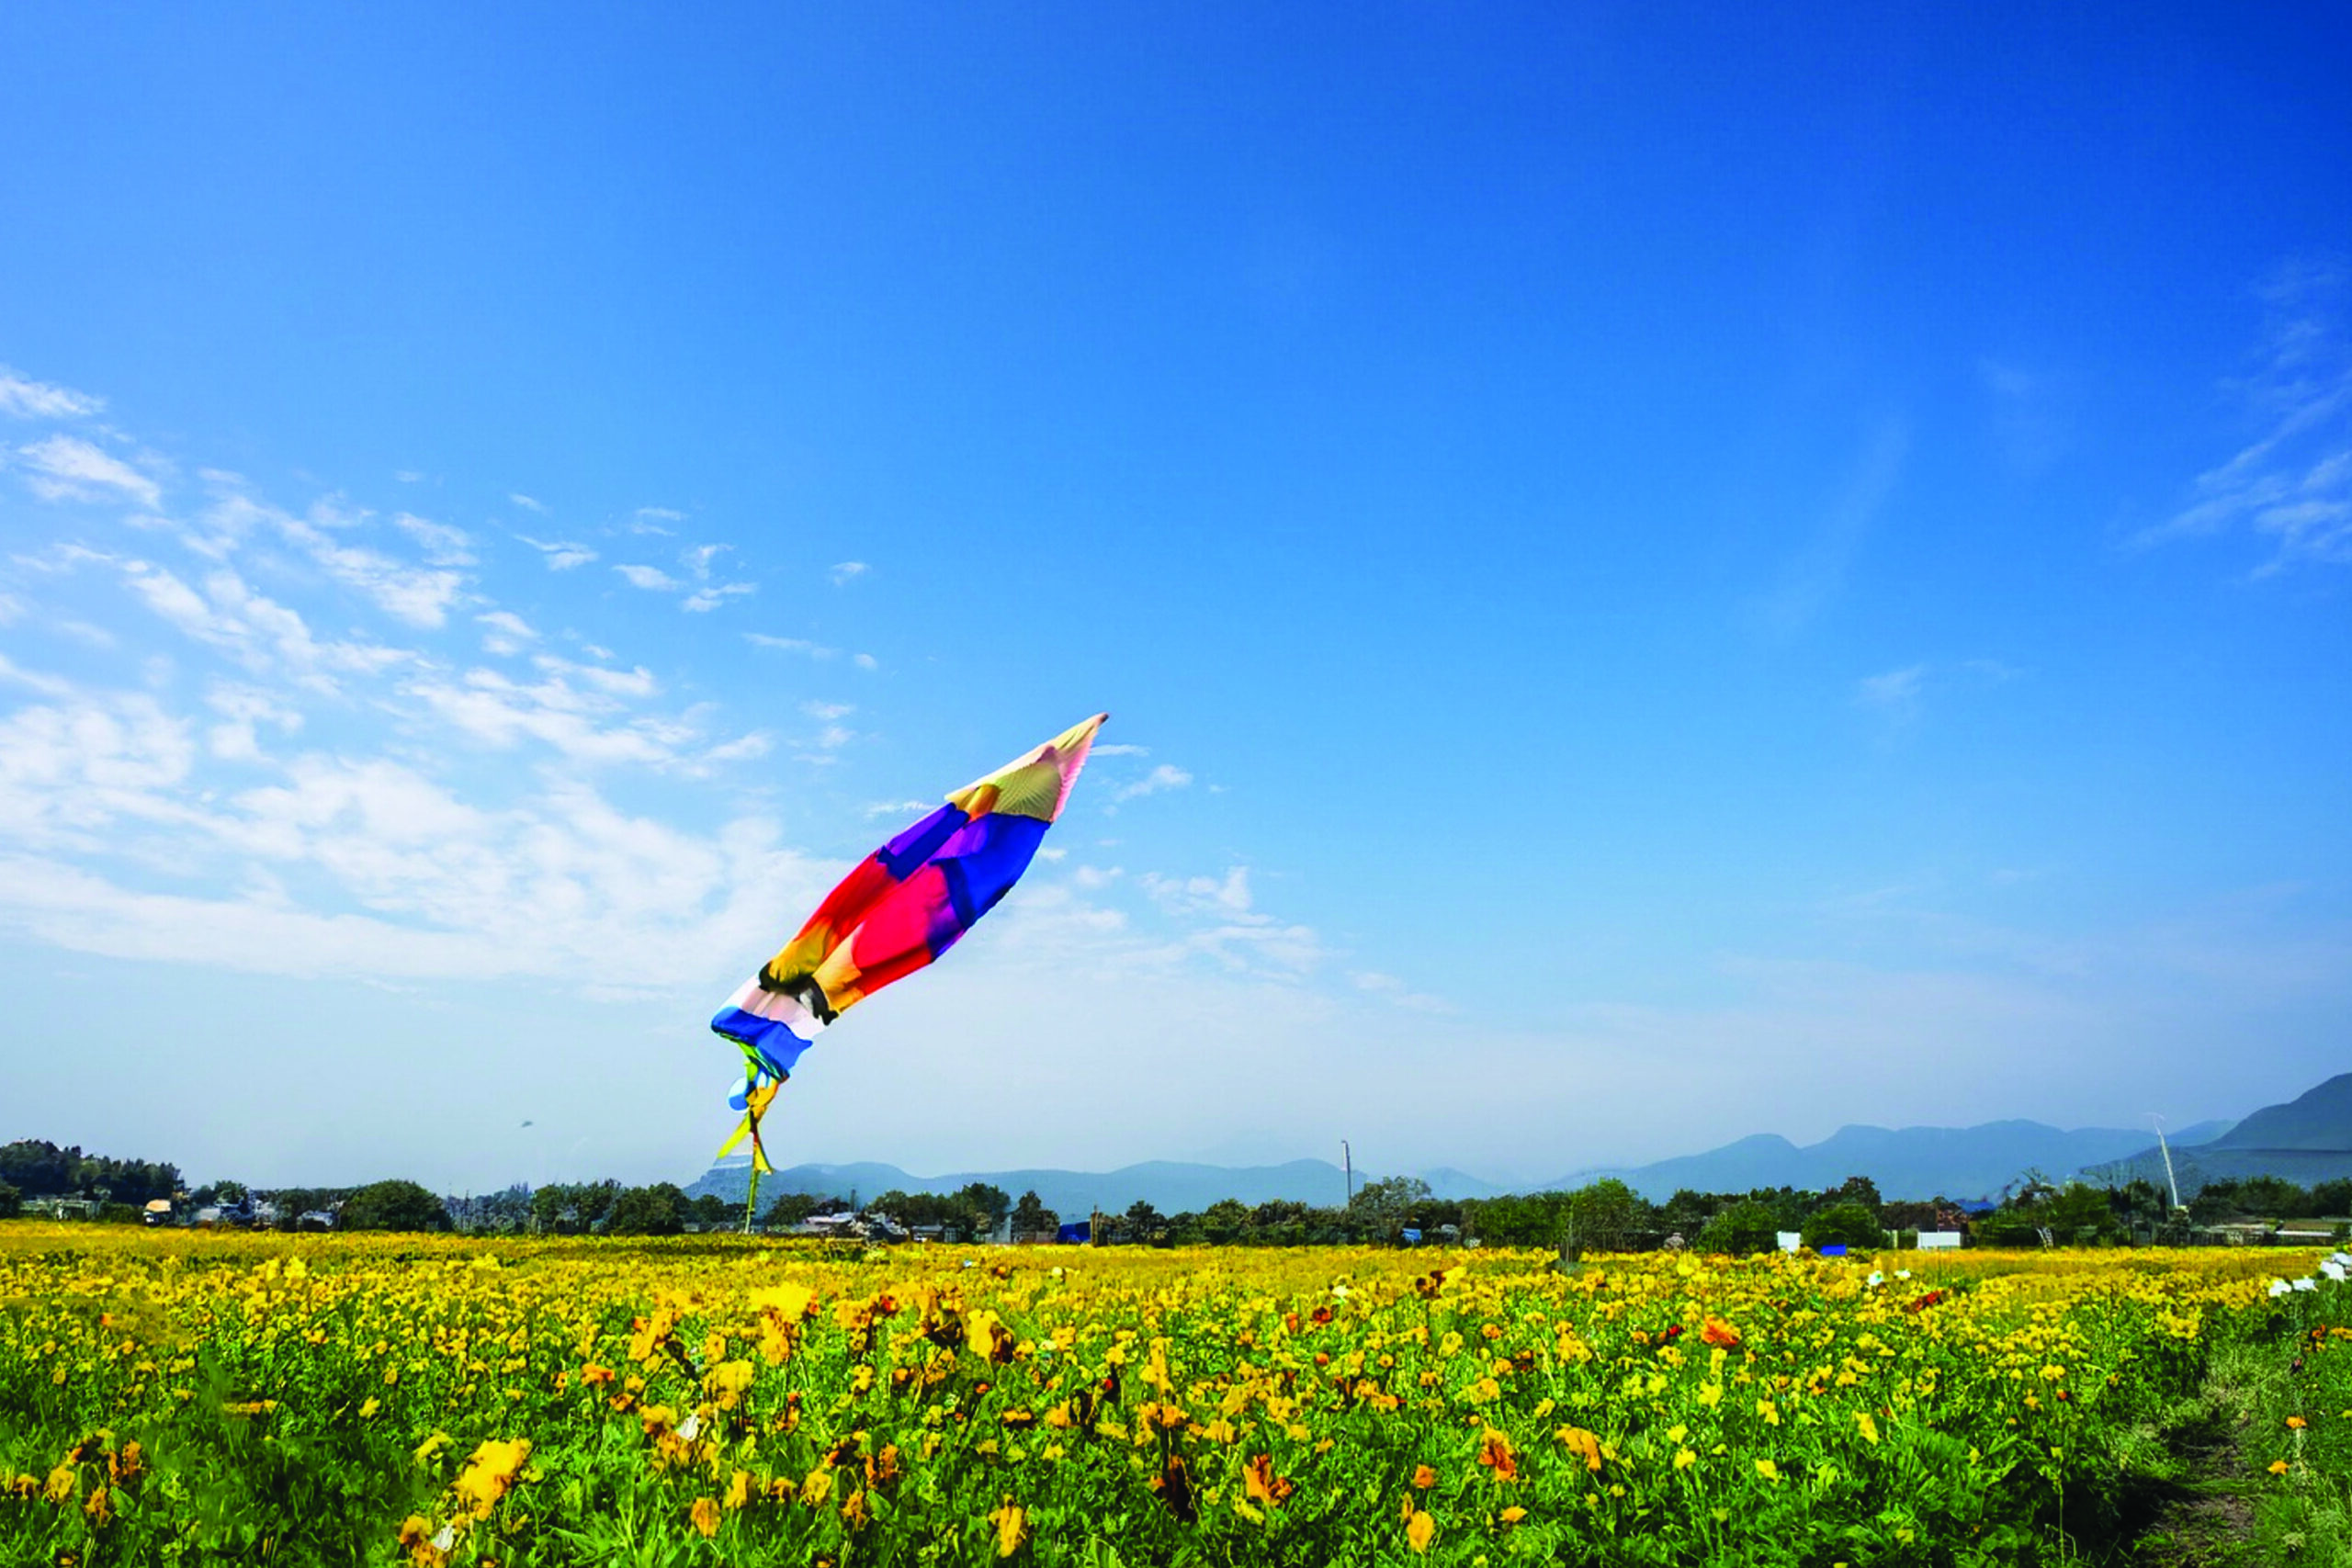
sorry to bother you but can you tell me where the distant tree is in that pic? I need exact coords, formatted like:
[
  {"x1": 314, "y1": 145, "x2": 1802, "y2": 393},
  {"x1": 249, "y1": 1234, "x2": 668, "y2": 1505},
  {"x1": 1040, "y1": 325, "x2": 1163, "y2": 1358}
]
[
  {"x1": 1694, "y1": 1200, "x2": 1782, "y2": 1257},
  {"x1": 761, "y1": 1191, "x2": 823, "y2": 1227},
  {"x1": 1193, "y1": 1197, "x2": 1249, "y2": 1246},
  {"x1": 2236, "y1": 1176, "x2": 2310, "y2": 1220},
  {"x1": 2308, "y1": 1179, "x2": 2352, "y2": 1219},
  {"x1": 956, "y1": 1183, "x2": 1013, "y2": 1226},
  {"x1": 606, "y1": 1183, "x2": 690, "y2": 1236},
  {"x1": 1818, "y1": 1176, "x2": 1883, "y2": 1217},
  {"x1": 1801, "y1": 1202, "x2": 1885, "y2": 1252},
  {"x1": 688, "y1": 1194, "x2": 732, "y2": 1228},
  {"x1": 0, "y1": 1179, "x2": 19, "y2": 1217},
  {"x1": 1346, "y1": 1176, "x2": 1431, "y2": 1243},
  {"x1": 2186, "y1": 1179, "x2": 2245, "y2": 1226},
  {"x1": 1565, "y1": 1179, "x2": 1650, "y2": 1253},
  {"x1": 1656, "y1": 1189, "x2": 1719, "y2": 1240},
  {"x1": 1121, "y1": 1200, "x2": 1167, "y2": 1244},
  {"x1": 342, "y1": 1179, "x2": 449, "y2": 1233},
  {"x1": 1010, "y1": 1190, "x2": 1058, "y2": 1237}
]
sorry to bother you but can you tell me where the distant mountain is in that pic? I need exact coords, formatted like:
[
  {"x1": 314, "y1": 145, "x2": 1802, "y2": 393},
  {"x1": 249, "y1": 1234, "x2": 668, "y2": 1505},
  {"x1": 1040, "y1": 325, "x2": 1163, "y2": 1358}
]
[
  {"x1": 685, "y1": 1157, "x2": 1365, "y2": 1220},
  {"x1": 1550, "y1": 1119, "x2": 2237, "y2": 1204},
  {"x1": 2085, "y1": 1073, "x2": 2352, "y2": 1196}
]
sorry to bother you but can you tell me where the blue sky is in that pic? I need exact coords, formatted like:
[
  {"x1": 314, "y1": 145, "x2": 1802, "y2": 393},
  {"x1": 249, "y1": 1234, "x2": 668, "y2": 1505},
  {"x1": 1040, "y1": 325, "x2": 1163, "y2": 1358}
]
[{"x1": 1, "y1": 4, "x2": 2346, "y2": 1191}]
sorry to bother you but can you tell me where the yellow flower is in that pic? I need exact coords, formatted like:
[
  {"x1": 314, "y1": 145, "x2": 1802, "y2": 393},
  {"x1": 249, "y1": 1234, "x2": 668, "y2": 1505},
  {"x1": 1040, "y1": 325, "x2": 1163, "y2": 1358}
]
[
  {"x1": 1406, "y1": 1509, "x2": 1435, "y2": 1553},
  {"x1": 724, "y1": 1470, "x2": 750, "y2": 1511},
  {"x1": 1674, "y1": 1448, "x2": 1697, "y2": 1471},
  {"x1": 689, "y1": 1495, "x2": 720, "y2": 1538},
  {"x1": 1755, "y1": 1459, "x2": 1779, "y2": 1482},
  {"x1": 2268, "y1": 1460, "x2": 2290, "y2": 1476},
  {"x1": 1856, "y1": 1411, "x2": 1880, "y2": 1444},
  {"x1": 989, "y1": 1499, "x2": 1026, "y2": 1557},
  {"x1": 2286, "y1": 1416, "x2": 2308, "y2": 1430},
  {"x1": 1499, "y1": 1506, "x2": 1528, "y2": 1524},
  {"x1": 451, "y1": 1438, "x2": 530, "y2": 1518}
]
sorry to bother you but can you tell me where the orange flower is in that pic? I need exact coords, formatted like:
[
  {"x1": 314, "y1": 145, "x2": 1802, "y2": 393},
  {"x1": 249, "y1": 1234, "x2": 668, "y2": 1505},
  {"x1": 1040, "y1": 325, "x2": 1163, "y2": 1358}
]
[
  {"x1": 1555, "y1": 1426, "x2": 1603, "y2": 1472},
  {"x1": 1245, "y1": 1453, "x2": 1295, "y2": 1505},
  {"x1": 2286, "y1": 1416, "x2": 2308, "y2": 1429},
  {"x1": 1412, "y1": 1463, "x2": 1437, "y2": 1490},
  {"x1": 1700, "y1": 1318, "x2": 1742, "y2": 1349},
  {"x1": 1476, "y1": 1429, "x2": 1519, "y2": 1481}
]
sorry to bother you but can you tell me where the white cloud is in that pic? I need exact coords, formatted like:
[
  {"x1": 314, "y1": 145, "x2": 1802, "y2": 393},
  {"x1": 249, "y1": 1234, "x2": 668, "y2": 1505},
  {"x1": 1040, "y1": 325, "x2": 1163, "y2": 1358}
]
[
  {"x1": 394, "y1": 513, "x2": 475, "y2": 566},
  {"x1": 616, "y1": 564, "x2": 680, "y2": 592},
  {"x1": 0, "y1": 368, "x2": 104, "y2": 420},
  {"x1": 120, "y1": 559, "x2": 408, "y2": 692},
  {"x1": 854, "y1": 652, "x2": 878, "y2": 671},
  {"x1": 2144, "y1": 258, "x2": 2352, "y2": 570},
  {"x1": 1351, "y1": 969, "x2": 1451, "y2": 1014},
  {"x1": 1114, "y1": 762, "x2": 1193, "y2": 801},
  {"x1": 477, "y1": 610, "x2": 537, "y2": 654},
  {"x1": 803, "y1": 701, "x2": 854, "y2": 721},
  {"x1": 864, "y1": 798, "x2": 934, "y2": 819},
  {"x1": 509, "y1": 492, "x2": 548, "y2": 514},
  {"x1": 185, "y1": 491, "x2": 466, "y2": 628},
  {"x1": 519, "y1": 534, "x2": 596, "y2": 570},
  {"x1": 1092, "y1": 743, "x2": 1150, "y2": 757},
  {"x1": 1855, "y1": 665, "x2": 1926, "y2": 711},
  {"x1": 830, "y1": 560, "x2": 868, "y2": 586},
  {"x1": 17, "y1": 434, "x2": 162, "y2": 509},
  {"x1": 631, "y1": 507, "x2": 683, "y2": 534},
  {"x1": 746, "y1": 633, "x2": 838, "y2": 660},
  {"x1": 682, "y1": 583, "x2": 756, "y2": 613}
]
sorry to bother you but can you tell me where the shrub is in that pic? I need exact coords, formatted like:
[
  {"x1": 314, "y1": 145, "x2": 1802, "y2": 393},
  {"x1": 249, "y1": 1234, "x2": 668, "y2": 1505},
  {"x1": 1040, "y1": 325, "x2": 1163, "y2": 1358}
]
[
  {"x1": 605, "y1": 1183, "x2": 689, "y2": 1236},
  {"x1": 341, "y1": 1179, "x2": 450, "y2": 1233},
  {"x1": 1802, "y1": 1201, "x2": 1884, "y2": 1252},
  {"x1": 1695, "y1": 1200, "x2": 1782, "y2": 1256}
]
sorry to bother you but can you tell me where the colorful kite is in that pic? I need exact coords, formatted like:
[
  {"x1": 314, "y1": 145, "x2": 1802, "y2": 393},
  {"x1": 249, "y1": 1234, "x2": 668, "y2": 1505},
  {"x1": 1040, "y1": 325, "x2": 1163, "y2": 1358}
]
[{"x1": 710, "y1": 713, "x2": 1106, "y2": 1207}]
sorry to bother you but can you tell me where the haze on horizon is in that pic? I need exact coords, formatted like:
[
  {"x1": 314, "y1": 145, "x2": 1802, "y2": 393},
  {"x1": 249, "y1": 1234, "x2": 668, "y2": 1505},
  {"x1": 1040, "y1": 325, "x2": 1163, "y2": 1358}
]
[{"x1": 0, "y1": 5, "x2": 2346, "y2": 1194}]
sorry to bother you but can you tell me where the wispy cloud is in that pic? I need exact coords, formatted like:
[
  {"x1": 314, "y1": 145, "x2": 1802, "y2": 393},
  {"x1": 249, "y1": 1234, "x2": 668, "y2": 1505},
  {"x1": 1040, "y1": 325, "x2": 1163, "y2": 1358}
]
[
  {"x1": 518, "y1": 534, "x2": 596, "y2": 570},
  {"x1": 0, "y1": 368, "x2": 104, "y2": 420},
  {"x1": 2142, "y1": 257, "x2": 2352, "y2": 570},
  {"x1": 615, "y1": 563, "x2": 680, "y2": 592},
  {"x1": 508, "y1": 492, "x2": 548, "y2": 514},
  {"x1": 1854, "y1": 664, "x2": 1926, "y2": 713},
  {"x1": 1753, "y1": 419, "x2": 1909, "y2": 637},
  {"x1": 476, "y1": 610, "x2": 537, "y2": 655},
  {"x1": 830, "y1": 560, "x2": 868, "y2": 586},
  {"x1": 745, "y1": 633, "x2": 838, "y2": 660},
  {"x1": 1114, "y1": 762, "x2": 1193, "y2": 801},
  {"x1": 17, "y1": 434, "x2": 162, "y2": 510},
  {"x1": 1093, "y1": 743, "x2": 1150, "y2": 757},
  {"x1": 631, "y1": 507, "x2": 684, "y2": 534},
  {"x1": 393, "y1": 513, "x2": 474, "y2": 566}
]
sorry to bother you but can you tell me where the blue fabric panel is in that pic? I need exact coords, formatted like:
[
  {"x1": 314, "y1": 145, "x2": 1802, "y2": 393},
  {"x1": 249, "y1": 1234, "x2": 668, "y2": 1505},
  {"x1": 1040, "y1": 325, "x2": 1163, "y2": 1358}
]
[
  {"x1": 936, "y1": 813, "x2": 1052, "y2": 931},
  {"x1": 876, "y1": 804, "x2": 969, "y2": 880},
  {"x1": 709, "y1": 1006, "x2": 817, "y2": 1080}
]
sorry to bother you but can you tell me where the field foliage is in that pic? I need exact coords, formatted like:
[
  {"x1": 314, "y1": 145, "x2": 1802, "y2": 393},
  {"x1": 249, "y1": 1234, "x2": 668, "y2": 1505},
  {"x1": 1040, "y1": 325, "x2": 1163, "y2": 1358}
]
[{"x1": 0, "y1": 1228, "x2": 2334, "y2": 1566}]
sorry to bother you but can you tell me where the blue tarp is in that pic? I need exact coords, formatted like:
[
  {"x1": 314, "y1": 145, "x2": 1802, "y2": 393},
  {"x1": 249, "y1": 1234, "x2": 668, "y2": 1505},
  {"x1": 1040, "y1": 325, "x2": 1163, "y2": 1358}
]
[
  {"x1": 1400, "y1": 1227, "x2": 1422, "y2": 1244},
  {"x1": 1818, "y1": 1244, "x2": 1849, "y2": 1258},
  {"x1": 1055, "y1": 1221, "x2": 1091, "y2": 1245}
]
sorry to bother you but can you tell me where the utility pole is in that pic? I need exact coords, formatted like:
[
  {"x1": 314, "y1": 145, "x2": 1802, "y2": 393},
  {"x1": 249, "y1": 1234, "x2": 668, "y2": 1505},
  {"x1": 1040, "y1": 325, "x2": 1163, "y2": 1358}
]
[
  {"x1": 2151, "y1": 1115, "x2": 2184, "y2": 1214},
  {"x1": 1342, "y1": 1140, "x2": 1353, "y2": 1206}
]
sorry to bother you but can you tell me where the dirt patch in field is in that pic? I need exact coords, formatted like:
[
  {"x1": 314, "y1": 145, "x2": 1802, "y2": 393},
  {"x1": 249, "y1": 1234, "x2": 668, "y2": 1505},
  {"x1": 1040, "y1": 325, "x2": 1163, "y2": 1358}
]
[{"x1": 2129, "y1": 1418, "x2": 2258, "y2": 1568}]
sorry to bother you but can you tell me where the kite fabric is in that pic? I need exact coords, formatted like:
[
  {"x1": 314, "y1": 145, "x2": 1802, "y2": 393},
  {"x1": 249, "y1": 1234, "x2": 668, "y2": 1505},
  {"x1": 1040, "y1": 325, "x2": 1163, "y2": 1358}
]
[{"x1": 711, "y1": 712, "x2": 1107, "y2": 1101}]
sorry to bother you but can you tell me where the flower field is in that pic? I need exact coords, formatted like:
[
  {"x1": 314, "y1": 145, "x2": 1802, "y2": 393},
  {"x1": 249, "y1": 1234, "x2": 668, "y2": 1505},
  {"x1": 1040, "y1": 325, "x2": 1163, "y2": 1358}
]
[{"x1": 0, "y1": 1226, "x2": 2332, "y2": 1566}]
